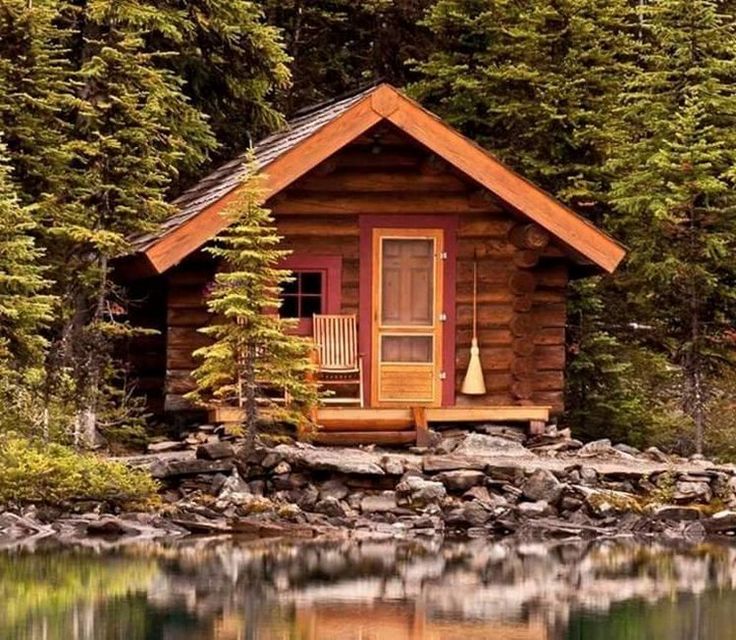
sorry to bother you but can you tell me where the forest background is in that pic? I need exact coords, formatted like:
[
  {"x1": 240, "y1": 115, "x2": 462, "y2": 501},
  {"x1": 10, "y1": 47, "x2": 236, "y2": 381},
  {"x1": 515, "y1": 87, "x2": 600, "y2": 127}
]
[{"x1": 2, "y1": 0, "x2": 736, "y2": 457}]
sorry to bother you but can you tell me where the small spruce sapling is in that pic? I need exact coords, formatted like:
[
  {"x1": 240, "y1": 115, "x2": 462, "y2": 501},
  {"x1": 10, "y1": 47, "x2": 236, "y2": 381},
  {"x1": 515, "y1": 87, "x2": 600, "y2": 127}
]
[{"x1": 187, "y1": 155, "x2": 318, "y2": 451}]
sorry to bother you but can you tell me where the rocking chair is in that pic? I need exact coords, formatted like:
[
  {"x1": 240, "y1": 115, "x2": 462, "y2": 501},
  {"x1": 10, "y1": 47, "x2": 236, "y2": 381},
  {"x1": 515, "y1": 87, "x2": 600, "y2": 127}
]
[{"x1": 312, "y1": 314, "x2": 364, "y2": 407}]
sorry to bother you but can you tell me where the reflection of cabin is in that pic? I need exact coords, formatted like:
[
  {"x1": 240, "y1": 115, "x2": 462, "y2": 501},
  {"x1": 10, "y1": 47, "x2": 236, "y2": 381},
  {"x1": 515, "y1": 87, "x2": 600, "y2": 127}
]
[
  {"x1": 115, "y1": 84, "x2": 625, "y2": 444},
  {"x1": 294, "y1": 603, "x2": 549, "y2": 640}
]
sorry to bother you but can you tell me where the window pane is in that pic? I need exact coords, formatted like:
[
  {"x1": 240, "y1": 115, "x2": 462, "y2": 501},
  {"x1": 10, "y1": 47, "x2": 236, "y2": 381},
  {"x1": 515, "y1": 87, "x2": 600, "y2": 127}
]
[
  {"x1": 282, "y1": 275, "x2": 300, "y2": 296},
  {"x1": 301, "y1": 271, "x2": 323, "y2": 294},
  {"x1": 280, "y1": 295, "x2": 299, "y2": 318},
  {"x1": 381, "y1": 335, "x2": 433, "y2": 363},
  {"x1": 301, "y1": 295, "x2": 322, "y2": 317}
]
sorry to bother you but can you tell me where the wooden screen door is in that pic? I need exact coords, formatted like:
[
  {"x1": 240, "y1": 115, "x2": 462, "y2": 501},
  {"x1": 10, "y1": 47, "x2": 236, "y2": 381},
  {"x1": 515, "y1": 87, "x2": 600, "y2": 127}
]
[{"x1": 371, "y1": 228, "x2": 444, "y2": 406}]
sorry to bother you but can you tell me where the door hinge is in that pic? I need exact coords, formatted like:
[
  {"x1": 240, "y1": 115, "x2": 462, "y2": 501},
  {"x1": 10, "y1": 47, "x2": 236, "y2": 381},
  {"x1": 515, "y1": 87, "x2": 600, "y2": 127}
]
[
  {"x1": 439, "y1": 312, "x2": 447, "y2": 322},
  {"x1": 439, "y1": 371, "x2": 447, "y2": 380},
  {"x1": 439, "y1": 251, "x2": 448, "y2": 260}
]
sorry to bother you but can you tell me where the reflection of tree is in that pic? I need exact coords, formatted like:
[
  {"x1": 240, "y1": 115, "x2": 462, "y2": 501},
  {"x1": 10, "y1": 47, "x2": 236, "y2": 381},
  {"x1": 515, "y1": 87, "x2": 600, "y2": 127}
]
[{"x1": 0, "y1": 548, "x2": 157, "y2": 639}]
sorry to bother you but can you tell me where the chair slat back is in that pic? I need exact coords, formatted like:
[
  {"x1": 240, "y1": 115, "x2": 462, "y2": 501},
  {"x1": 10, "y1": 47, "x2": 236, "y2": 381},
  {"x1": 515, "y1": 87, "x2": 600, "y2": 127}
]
[{"x1": 313, "y1": 314, "x2": 358, "y2": 371}]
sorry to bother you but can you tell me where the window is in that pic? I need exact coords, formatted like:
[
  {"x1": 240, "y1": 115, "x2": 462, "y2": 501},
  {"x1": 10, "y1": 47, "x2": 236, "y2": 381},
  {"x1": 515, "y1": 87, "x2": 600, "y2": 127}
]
[
  {"x1": 280, "y1": 271, "x2": 324, "y2": 319},
  {"x1": 278, "y1": 256, "x2": 342, "y2": 335}
]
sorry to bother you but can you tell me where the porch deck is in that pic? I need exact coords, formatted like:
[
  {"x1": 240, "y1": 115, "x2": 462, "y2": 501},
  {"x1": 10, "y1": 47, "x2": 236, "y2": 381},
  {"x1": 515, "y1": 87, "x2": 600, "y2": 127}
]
[{"x1": 310, "y1": 405, "x2": 550, "y2": 446}]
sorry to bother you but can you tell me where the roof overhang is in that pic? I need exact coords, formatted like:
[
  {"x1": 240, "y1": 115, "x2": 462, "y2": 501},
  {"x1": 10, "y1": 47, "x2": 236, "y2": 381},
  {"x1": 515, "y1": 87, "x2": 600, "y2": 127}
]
[{"x1": 123, "y1": 84, "x2": 626, "y2": 277}]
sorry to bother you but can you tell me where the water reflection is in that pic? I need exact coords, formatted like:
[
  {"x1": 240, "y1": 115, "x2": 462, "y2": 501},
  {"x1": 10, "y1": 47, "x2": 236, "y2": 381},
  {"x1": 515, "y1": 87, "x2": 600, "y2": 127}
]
[{"x1": 2, "y1": 536, "x2": 736, "y2": 639}]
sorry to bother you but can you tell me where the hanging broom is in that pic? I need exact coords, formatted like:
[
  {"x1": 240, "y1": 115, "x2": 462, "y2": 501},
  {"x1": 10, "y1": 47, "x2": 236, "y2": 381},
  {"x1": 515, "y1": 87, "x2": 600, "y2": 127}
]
[{"x1": 461, "y1": 251, "x2": 486, "y2": 395}]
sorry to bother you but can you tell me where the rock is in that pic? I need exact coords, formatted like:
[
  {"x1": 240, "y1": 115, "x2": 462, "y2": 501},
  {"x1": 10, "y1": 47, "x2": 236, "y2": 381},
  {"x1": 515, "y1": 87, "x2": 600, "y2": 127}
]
[
  {"x1": 453, "y1": 433, "x2": 528, "y2": 457},
  {"x1": 474, "y1": 424, "x2": 526, "y2": 443},
  {"x1": 674, "y1": 481, "x2": 712, "y2": 503},
  {"x1": 314, "y1": 497, "x2": 349, "y2": 518},
  {"x1": 272, "y1": 461, "x2": 291, "y2": 475},
  {"x1": 580, "y1": 466, "x2": 598, "y2": 485},
  {"x1": 147, "y1": 440, "x2": 185, "y2": 454},
  {"x1": 517, "y1": 501, "x2": 550, "y2": 517},
  {"x1": 86, "y1": 517, "x2": 131, "y2": 537},
  {"x1": 559, "y1": 496, "x2": 583, "y2": 512},
  {"x1": 319, "y1": 479, "x2": 349, "y2": 501},
  {"x1": 297, "y1": 484, "x2": 319, "y2": 510},
  {"x1": 522, "y1": 469, "x2": 563, "y2": 504},
  {"x1": 423, "y1": 455, "x2": 486, "y2": 473},
  {"x1": 273, "y1": 444, "x2": 385, "y2": 475},
  {"x1": 614, "y1": 443, "x2": 641, "y2": 457},
  {"x1": 382, "y1": 456, "x2": 405, "y2": 476},
  {"x1": 463, "y1": 486, "x2": 507, "y2": 508},
  {"x1": 461, "y1": 501, "x2": 491, "y2": 526},
  {"x1": 219, "y1": 470, "x2": 251, "y2": 498},
  {"x1": 361, "y1": 492, "x2": 398, "y2": 513},
  {"x1": 578, "y1": 439, "x2": 613, "y2": 457},
  {"x1": 703, "y1": 510, "x2": 736, "y2": 533},
  {"x1": 196, "y1": 441, "x2": 235, "y2": 460},
  {"x1": 151, "y1": 458, "x2": 234, "y2": 479},
  {"x1": 654, "y1": 505, "x2": 703, "y2": 521},
  {"x1": 260, "y1": 452, "x2": 283, "y2": 468},
  {"x1": 643, "y1": 446, "x2": 669, "y2": 463},
  {"x1": 435, "y1": 470, "x2": 485, "y2": 492},
  {"x1": 396, "y1": 476, "x2": 447, "y2": 506}
]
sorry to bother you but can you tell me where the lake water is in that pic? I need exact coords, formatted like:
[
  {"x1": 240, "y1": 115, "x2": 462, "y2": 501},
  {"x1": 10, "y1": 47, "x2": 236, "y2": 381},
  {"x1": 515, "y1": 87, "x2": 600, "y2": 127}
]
[{"x1": 1, "y1": 536, "x2": 736, "y2": 640}]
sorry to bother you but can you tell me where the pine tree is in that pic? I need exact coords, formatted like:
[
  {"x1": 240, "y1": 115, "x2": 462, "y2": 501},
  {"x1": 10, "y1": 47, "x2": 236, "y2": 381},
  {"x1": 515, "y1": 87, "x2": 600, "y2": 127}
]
[
  {"x1": 607, "y1": 0, "x2": 736, "y2": 454},
  {"x1": 0, "y1": 143, "x2": 53, "y2": 413},
  {"x1": 264, "y1": 0, "x2": 433, "y2": 111},
  {"x1": 413, "y1": 0, "x2": 639, "y2": 202},
  {"x1": 42, "y1": 0, "x2": 217, "y2": 440},
  {"x1": 188, "y1": 160, "x2": 318, "y2": 452},
  {"x1": 149, "y1": 0, "x2": 291, "y2": 162},
  {"x1": 414, "y1": 0, "x2": 665, "y2": 437}
]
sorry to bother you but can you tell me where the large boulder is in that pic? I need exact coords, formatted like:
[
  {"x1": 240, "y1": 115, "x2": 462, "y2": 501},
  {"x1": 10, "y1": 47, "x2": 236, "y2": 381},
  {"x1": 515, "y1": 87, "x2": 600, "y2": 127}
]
[
  {"x1": 361, "y1": 492, "x2": 398, "y2": 513},
  {"x1": 522, "y1": 469, "x2": 563, "y2": 504},
  {"x1": 396, "y1": 476, "x2": 447, "y2": 507},
  {"x1": 196, "y1": 442, "x2": 235, "y2": 461},
  {"x1": 453, "y1": 433, "x2": 528, "y2": 457},
  {"x1": 435, "y1": 470, "x2": 485, "y2": 492},
  {"x1": 273, "y1": 444, "x2": 385, "y2": 475},
  {"x1": 674, "y1": 481, "x2": 712, "y2": 503}
]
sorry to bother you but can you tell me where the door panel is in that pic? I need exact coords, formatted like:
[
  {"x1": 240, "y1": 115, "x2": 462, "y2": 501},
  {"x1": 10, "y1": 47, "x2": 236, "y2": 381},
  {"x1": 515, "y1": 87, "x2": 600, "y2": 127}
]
[{"x1": 372, "y1": 229, "x2": 444, "y2": 406}]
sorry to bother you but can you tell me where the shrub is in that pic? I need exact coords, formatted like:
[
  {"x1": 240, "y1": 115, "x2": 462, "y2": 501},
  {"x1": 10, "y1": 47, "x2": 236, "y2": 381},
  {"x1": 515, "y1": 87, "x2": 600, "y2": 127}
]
[{"x1": 0, "y1": 433, "x2": 158, "y2": 507}]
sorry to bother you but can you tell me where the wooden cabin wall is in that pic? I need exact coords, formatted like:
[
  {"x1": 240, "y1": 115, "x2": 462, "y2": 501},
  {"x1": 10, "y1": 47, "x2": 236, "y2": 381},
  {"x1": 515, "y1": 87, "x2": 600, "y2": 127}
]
[
  {"x1": 122, "y1": 277, "x2": 167, "y2": 415},
  {"x1": 454, "y1": 214, "x2": 567, "y2": 413},
  {"x1": 157, "y1": 125, "x2": 569, "y2": 415},
  {"x1": 164, "y1": 251, "x2": 216, "y2": 412}
]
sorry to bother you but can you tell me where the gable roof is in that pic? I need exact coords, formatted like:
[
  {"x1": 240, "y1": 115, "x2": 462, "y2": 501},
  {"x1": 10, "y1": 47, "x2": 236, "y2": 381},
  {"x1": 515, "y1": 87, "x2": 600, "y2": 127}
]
[{"x1": 127, "y1": 83, "x2": 626, "y2": 275}]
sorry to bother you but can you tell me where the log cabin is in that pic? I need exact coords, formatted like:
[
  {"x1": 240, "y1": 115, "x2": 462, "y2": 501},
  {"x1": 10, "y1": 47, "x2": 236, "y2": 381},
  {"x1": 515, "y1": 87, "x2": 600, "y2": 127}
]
[{"x1": 115, "y1": 83, "x2": 626, "y2": 445}]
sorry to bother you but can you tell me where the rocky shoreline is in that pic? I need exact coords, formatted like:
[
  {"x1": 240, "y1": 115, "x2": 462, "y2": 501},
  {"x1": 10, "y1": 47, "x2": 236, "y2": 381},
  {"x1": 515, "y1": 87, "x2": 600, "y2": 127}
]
[{"x1": 3, "y1": 425, "x2": 736, "y2": 547}]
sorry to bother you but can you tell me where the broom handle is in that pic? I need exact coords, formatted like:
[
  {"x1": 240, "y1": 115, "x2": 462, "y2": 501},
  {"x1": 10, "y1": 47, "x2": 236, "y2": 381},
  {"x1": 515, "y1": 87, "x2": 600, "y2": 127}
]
[{"x1": 472, "y1": 256, "x2": 478, "y2": 340}]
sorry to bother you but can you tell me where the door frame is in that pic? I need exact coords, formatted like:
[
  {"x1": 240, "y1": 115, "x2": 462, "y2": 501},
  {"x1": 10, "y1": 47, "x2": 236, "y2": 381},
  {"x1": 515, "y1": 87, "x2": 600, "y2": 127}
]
[{"x1": 359, "y1": 215, "x2": 458, "y2": 408}]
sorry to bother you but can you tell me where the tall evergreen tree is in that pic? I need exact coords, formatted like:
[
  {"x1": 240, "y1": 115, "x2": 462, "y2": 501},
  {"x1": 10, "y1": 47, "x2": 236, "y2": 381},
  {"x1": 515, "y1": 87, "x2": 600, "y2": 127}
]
[
  {"x1": 149, "y1": 0, "x2": 291, "y2": 162},
  {"x1": 0, "y1": 144, "x2": 52, "y2": 371},
  {"x1": 188, "y1": 162, "x2": 318, "y2": 452},
  {"x1": 413, "y1": 0, "x2": 669, "y2": 439},
  {"x1": 264, "y1": 0, "x2": 433, "y2": 112},
  {"x1": 607, "y1": 0, "x2": 736, "y2": 453}
]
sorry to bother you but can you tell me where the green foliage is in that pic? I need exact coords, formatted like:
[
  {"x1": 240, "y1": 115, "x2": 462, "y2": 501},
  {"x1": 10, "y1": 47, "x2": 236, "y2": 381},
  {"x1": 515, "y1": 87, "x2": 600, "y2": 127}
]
[
  {"x1": 607, "y1": 0, "x2": 736, "y2": 452},
  {"x1": 264, "y1": 0, "x2": 433, "y2": 111},
  {"x1": 0, "y1": 433, "x2": 158, "y2": 507},
  {"x1": 187, "y1": 157, "x2": 318, "y2": 446},
  {"x1": 413, "y1": 0, "x2": 638, "y2": 200},
  {"x1": 566, "y1": 280, "x2": 685, "y2": 448}
]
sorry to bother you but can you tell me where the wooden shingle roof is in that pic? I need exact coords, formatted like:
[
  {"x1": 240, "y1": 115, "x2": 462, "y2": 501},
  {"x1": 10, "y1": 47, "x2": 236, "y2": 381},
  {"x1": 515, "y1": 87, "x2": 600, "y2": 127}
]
[{"x1": 125, "y1": 84, "x2": 625, "y2": 276}]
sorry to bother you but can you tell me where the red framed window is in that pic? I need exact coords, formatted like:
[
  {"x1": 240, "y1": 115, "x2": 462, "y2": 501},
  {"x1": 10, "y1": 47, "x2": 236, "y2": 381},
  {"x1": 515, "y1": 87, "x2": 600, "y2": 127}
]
[{"x1": 279, "y1": 255, "x2": 342, "y2": 335}]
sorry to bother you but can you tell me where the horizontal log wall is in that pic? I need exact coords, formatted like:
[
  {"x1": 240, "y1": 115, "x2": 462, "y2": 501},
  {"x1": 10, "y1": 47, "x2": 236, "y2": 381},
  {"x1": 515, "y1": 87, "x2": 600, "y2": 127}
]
[
  {"x1": 164, "y1": 252, "x2": 216, "y2": 412},
  {"x1": 158, "y1": 124, "x2": 569, "y2": 415}
]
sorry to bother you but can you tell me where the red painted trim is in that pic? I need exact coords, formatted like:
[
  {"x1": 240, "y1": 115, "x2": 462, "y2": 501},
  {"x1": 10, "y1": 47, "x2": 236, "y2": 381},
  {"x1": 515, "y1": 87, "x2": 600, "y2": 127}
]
[
  {"x1": 359, "y1": 215, "x2": 458, "y2": 407},
  {"x1": 280, "y1": 255, "x2": 342, "y2": 335}
]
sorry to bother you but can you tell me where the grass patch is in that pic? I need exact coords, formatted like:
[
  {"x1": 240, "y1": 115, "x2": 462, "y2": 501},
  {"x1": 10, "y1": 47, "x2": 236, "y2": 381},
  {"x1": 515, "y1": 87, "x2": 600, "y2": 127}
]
[{"x1": 0, "y1": 433, "x2": 159, "y2": 508}]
